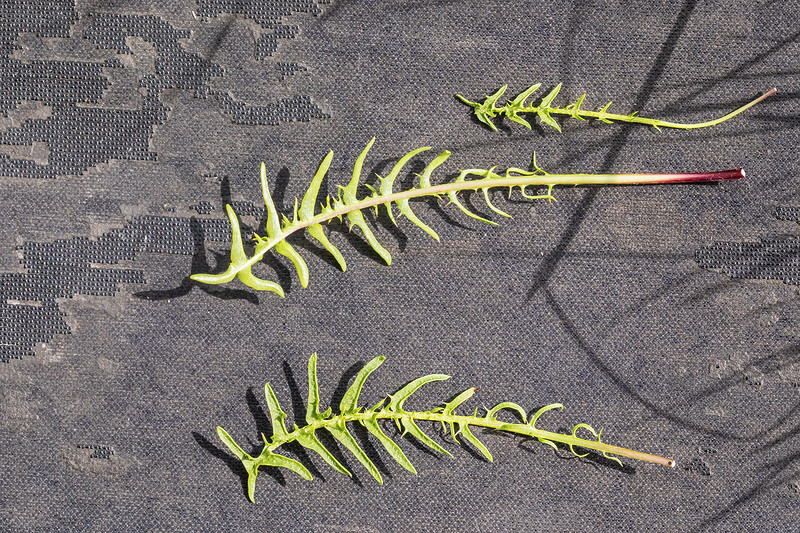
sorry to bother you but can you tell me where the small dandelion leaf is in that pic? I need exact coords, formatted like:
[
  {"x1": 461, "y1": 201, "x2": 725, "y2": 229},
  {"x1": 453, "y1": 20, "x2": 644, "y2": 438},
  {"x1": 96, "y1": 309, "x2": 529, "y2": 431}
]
[
  {"x1": 457, "y1": 83, "x2": 774, "y2": 132},
  {"x1": 191, "y1": 140, "x2": 746, "y2": 296},
  {"x1": 216, "y1": 354, "x2": 676, "y2": 501}
]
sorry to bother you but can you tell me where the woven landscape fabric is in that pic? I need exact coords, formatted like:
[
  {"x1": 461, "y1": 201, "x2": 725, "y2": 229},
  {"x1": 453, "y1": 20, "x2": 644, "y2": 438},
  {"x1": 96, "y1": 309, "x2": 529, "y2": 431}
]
[{"x1": 1, "y1": 1, "x2": 799, "y2": 531}]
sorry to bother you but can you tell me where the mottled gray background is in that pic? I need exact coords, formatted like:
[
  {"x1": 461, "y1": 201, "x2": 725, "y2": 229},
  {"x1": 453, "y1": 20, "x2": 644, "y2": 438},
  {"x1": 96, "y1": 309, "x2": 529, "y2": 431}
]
[{"x1": 1, "y1": 1, "x2": 799, "y2": 531}]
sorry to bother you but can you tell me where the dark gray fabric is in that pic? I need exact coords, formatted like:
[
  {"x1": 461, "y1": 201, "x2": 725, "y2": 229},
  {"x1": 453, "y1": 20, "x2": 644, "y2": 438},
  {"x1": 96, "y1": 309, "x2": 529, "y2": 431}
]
[{"x1": 1, "y1": 1, "x2": 799, "y2": 531}]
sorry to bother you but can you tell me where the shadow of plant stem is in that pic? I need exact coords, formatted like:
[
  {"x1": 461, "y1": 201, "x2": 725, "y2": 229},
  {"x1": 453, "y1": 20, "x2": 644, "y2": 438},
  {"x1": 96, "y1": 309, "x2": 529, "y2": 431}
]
[
  {"x1": 690, "y1": 449, "x2": 800, "y2": 533},
  {"x1": 527, "y1": 0, "x2": 700, "y2": 304}
]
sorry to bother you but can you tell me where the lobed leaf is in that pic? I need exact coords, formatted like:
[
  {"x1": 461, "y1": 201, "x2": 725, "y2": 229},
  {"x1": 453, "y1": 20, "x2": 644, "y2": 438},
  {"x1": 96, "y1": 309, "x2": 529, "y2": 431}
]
[
  {"x1": 192, "y1": 205, "x2": 285, "y2": 296},
  {"x1": 326, "y1": 419, "x2": 383, "y2": 483},
  {"x1": 361, "y1": 416, "x2": 417, "y2": 474},
  {"x1": 395, "y1": 149, "x2": 451, "y2": 241},
  {"x1": 386, "y1": 373, "x2": 450, "y2": 412},
  {"x1": 457, "y1": 422, "x2": 493, "y2": 462},
  {"x1": 529, "y1": 403, "x2": 563, "y2": 428},
  {"x1": 459, "y1": 83, "x2": 774, "y2": 132},
  {"x1": 569, "y1": 423, "x2": 598, "y2": 458},
  {"x1": 306, "y1": 353, "x2": 332, "y2": 423},
  {"x1": 536, "y1": 83, "x2": 563, "y2": 131},
  {"x1": 342, "y1": 138, "x2": 392, "y2": 265},
  {"x1": 340, "y1": 355, "x2": 385, "y2": 415},
  {"x1": 219, "y1": 354, "x2": 675, "y2": 500},
  {"x1": 217, "y1": 426, "x2": 248, "y2": 462},
  {"x1": 259, "y1": 451, "x2": 312, "y2": 482},
  {"x1": 263, "y1": 382, "x2": 290, "y2": 441},
  {"x1": 485, "y1": 402, "x2": 528, "y2": 423},
  {"x1": 439, "y1": 387, "x2": 477, "y2": 438},
  {"x1": 191, "y1": 139, "x2": 746, "y2": 296},
  {"x1": 260, "y1": 163, "x2": 309, "y2": 287},
  {"x1": 442, "y1": 387, "x2": 477, "y2": 416},
  {"x1": 216, "y1": 426, "x2": 311, "y2": 502},
  {"x1": 379, "y1": 146, "x2": 430, "y2": 225},
  {"x1": 295, "y1": 429, "x2": 351, "y2": 477}
]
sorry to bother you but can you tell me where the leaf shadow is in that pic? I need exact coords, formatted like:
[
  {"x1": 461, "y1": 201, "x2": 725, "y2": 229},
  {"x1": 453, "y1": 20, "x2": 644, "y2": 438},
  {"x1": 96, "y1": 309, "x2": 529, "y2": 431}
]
[
  {"x1": 656, "y1": 29, "x2": 800, "y2": 119},
  {"x1": 136, "y1": 216, "x2": 259, "y2": 305},
  {"x1": 544, "y1": 286, "x2": 745, "y2": 442},
  {"x1": 754, "y1": 400, "x2": 800, "y2": 452},
  {"x1": 689, "y1": 449, "x2": 800, "y2": 533},
  {"x1": 259, "y1": 252, "x2": 294, "y2": 294},
  {"x1": 521, "y1": 0, "x2": 722, "y2": 437},
  {"x1": 271, "y1": 166, "x2": 292, "y2": 212},
  {"x1": 245, "y1": 386, "x2": 325, "y2": 481},
  {"x1": 328, "y1": 361, "x2": 367, "y2": 409},
  {"x1": 192, "y1": 431, "x2": 287, "y2": 499},
  {"x1": 549, "y1": 26, "x2": 800, "y2": 176},
  {"x1": 282, "y1": 360, "x2": 363, "y2": 486},
  {"x1": 324, "y1": 223, "x2": 389, "y2": 267},
  {"x1": 491, "y1": 428, "x2": 635, "y2": 475},
  {"x1": 541, "y1": 250, "x2": 800, "y2": 442},
  {"x1": 287, "y1": 231, "x2": 344, "y2": 271},
  {"x1": 526, "y1": 0, "x2": 701, "y2": 305},
  {"x1": 366, "y1": 156, "x2": 410, "y2": 253}
]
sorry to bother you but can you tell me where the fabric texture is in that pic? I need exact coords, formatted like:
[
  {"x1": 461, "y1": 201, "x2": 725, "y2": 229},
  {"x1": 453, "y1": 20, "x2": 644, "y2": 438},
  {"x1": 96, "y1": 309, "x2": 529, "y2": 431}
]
[{"x1": 1, "y1": 1, "x2": 799, "y2": 531}]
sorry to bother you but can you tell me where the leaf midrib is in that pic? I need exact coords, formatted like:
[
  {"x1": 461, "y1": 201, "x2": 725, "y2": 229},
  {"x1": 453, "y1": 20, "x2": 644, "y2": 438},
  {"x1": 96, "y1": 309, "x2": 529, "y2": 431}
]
[
  {"x1": 263, "y1": 408, "x2": 672, "y2": 467},
  {"x1": 234, "y1": 169, "x2": 719, "y2": 276}
]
